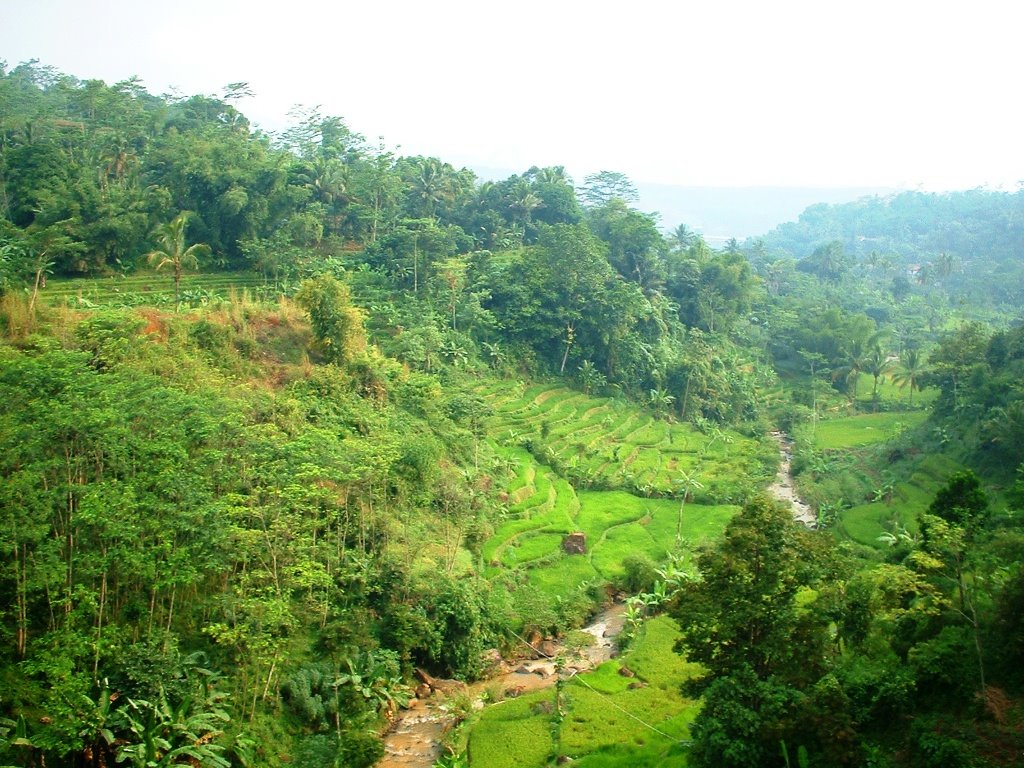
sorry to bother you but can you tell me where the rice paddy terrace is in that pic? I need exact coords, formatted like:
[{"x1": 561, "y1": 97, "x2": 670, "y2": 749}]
[
  {"x1": 478, "y1": 380, "x2": 774, "y2": 499},
  {"x1": 456, "y1": 379, "x2": 770, "y2": 768},
  {"x1": 792, "y1": 398, "x2": 960, "y2": 550},
  {"x1": 474, "y1": 379, "x2": 775, "y2": 602},
  {"x1": 40, "y1": 272, "x2": 272, "y2": 307}
]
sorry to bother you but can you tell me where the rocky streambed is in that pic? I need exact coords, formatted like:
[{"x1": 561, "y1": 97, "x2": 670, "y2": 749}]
[
  {"x1": 377, "y1": 604, "x2": 627, "y2": 767},
  {"x1": 767, "y1": 430, "x2": 817, "y2": 527}
]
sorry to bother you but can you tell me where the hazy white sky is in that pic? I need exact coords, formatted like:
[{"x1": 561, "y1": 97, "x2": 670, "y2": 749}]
[{"x1": 2, "y1": 0, "x2": 1021, "y2": 189}]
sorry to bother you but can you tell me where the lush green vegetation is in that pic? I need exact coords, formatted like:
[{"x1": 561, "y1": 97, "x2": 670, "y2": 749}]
[
  {"x1": 468, "y1": 617, "x2": 697, "y2": 768},
  {"x1": 800, "y1": 410, "x2": 929, "y2": 452},
  {"x1": 479, "y1": 382, "x2": 774, "y2": 501},
  {"x1": 2, "y1": 58, "x2": 1024, "y2": 768}
]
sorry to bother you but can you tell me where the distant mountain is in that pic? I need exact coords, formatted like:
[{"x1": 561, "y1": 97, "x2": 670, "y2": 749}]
[
  {"x1": 633, "y1": 184, "x2": 897, "y2": 242},
  {"x1": 468, "y1": 165, "x2": 894, "y2": 243}
]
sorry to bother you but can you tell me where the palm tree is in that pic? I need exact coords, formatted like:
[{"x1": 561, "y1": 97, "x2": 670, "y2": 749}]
[
  {"x1": 864, "y1": 342, "x2": 895, "y2": 407},
  {"x1": 407, "y1": 157, "x2": 464, "y2": 220},
  {"x1": 832, "y1": 338, "x2": 868, "y2": 400},
  {"x1": 669, "y1": 223, "x2": 697, "y2": 251},
  {"x1": 933, "y1": 251, "x2": 959, "y2": 281},
  {"x1": 672, "y1": 469, "x2": 704, "y2": 549},
  {"x1": 145, "y1": 212, "x2": 210, "y2": 304},
  {"x1": 509, "y1": 187, "x2": 543, "y2": 243},
  {"x1": 891, "y1": 348, "x2": 928, "y2": 405},
  {"x1": 99, "y1": 132, "x2": 139, "y2": 189},
  {"x1": 528, "y1": 165, "x2": 571, "y2": 185}
]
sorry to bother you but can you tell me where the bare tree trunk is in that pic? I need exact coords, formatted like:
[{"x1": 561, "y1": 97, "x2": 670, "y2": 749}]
[
  {"x1": 15, "y1": 543, "x2": 27, "y2": 658},
  {"x1": 165, "y1": 583, "x2": 176, "y2": 633},
  {"x1": 29, "y1": 264, "x2": 46, "y2": 320},
  {"x1": 94, "y1": 569, "x2": 107, "y2": 683},
  {"x1": 560, "y1": 323, "x2": 575, "y2": 373}
]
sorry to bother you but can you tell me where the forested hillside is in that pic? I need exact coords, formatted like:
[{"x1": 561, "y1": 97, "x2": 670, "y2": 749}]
[
  {"x1": 754, "y1": 190, "x2": 1024, "y2": 310},
  {"x1": 2, "y1": 60, "x2": 1024, "y2": 768}
]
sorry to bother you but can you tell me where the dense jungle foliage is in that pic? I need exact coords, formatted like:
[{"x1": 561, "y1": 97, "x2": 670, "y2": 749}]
[{"x1": 1, "y1": 60, "x2": 1024, "y2": 768}]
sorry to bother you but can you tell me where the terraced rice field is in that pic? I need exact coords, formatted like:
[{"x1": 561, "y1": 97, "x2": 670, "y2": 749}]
[
  {"x1": 40, "y1": 272, "x2": 271, "y2": 307},
  {"x1": 480, "y1": 383, "x2": 746, "y2": 604},
  {"x1": 801, "y1": 410, "x2": 929, "y2": 451},
  {"x1": 838, "y1": 453, "x2": 964, "y2": 547},
  {"x1": 477, "y1": 381, "x2": 774, "y2": 503}
]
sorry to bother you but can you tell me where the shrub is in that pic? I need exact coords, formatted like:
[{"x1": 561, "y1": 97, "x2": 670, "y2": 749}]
[{"x1": 620, "y1": 554, "x2": 658, "y2": 594}]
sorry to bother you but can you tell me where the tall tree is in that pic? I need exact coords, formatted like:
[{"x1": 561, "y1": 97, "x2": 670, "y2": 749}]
[
  {"x1": 673, "y1": 496, "x2": 847, "y2": 767},
  {"x1": 579, "y1": 170, "x2": 637, "y2": 208},
  {"x1": 294, "y1": 274, "x2": 367, "y2": 364},
  {"x1": 863, "y1": 340, "x2": 893, "y2": 405}
]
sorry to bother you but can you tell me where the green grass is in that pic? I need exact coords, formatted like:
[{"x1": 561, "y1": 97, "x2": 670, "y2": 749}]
[
  {"x1": 643, "y1": 502, "x2": 737, "y2": 551},
  {"x1": 590, "y1": 524, "x2": 666, "y2": 580},
  {"x1": 840, "y1": 502, "x2": 911, "y2": 546},
  {"x1": 526, "y1": 554, "x2": 600, "y2": 598},
  {"x1": 850, "y1": 372, "x2": 938, "y2": 409},
  {"x1": 836, "y1": 453, "x2": 964, "y2": 547},
  {"x1": 468, "y1": 616, "x2": 699, "y2": 768},
  {"x1": 575, "y1": 491, "x2": 651, "y2": 538},
  {"x1": 467, "y1": 694, "x2": 554, "y2": 768},
  {"x1": 481, "y1": 446, "x2": 739, "y2": 599},
  {"x1": 802, "y1": 410, "x2": 928, "y2": 451},
  {"x1": 502, "y1": 532, "x2": 564, "y2": 566},
  {"x1": 41, "y1": 271, "x2": 269, "y2": 306}
]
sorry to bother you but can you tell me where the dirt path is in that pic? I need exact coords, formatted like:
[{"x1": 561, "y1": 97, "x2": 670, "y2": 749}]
[
  {"x1": 377, "y1": 604, "x2": 627, "y2": 767},
  {"x1": 767, "y1": 431, "x2": 817, "y2": 527}
]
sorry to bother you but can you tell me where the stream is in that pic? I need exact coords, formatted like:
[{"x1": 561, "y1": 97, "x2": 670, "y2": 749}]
[
  {"x1": 377, "y1": 604, "x2": 626, "y2": 767},
  {"x1": 767, "y1": 430, "x2": 817, "y2": 527},
  {"x1": 379, "y1": 434, "x2": 811, "y2": 766}
]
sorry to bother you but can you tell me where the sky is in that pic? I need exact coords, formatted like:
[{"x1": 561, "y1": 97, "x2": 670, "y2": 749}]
[{"x1": 2, "y1": 0, "x2": 1022, "y2": 191}]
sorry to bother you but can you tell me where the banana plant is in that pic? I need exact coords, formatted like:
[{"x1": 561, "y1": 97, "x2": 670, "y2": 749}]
[{"x1": 114, "y1": 689, "x2": 230, "y2": 768}]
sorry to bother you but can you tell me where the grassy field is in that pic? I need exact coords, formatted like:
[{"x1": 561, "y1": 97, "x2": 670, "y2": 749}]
[
  {"x1": 477, "y1": 380, "x2": 775, "y2": 503},
  {"x1": 800, "y1": 410, "x2": 929, "y2": 451},
  {"x1": 467, "y1": 616, "x2": 698, "y2": 768},
  {"x1": 838, "y1": 453, "x2": 964, "y2": 547},
  {"x1": 40, "y1": 271, "x2": 271, "y2": 307},
  {"x1": 483, "y1": 440, "x2": 737, "y2": 603},
  {"x1": 849, "y1": 371, "x2": 938, "y2": 410}
]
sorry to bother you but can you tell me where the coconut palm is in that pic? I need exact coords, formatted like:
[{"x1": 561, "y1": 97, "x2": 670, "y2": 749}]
[
  {"x1": 832, "y1": 338, "x2": 868, "y2": 400},
  {"x1": 891, "y1": 348, "x2": 928, "y2": 405},
  {"x1": 864, "y1": 342, "x2": 895, "y2": 406},
  {"x1": 406, "y1": 157, "x2": 466, "y2": 220},
  {"x1": 669, "y1": 223, "x2": 697, "y2": 251},
  {"x1": 933, "y1": 251, "x2": 959, "y2": 281},
  {"x1": 145, "y1": 212, "x2": 210, "y2": 304},
  {"x1": 509, "y1": 187, "x2": 543, "y2": 242},
  {"x1": 672, "y1": 469, "x2": 704, "y2": 549},
  {"x1": 529, "y1": 165, "x2": 571, "y2": 185}
]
